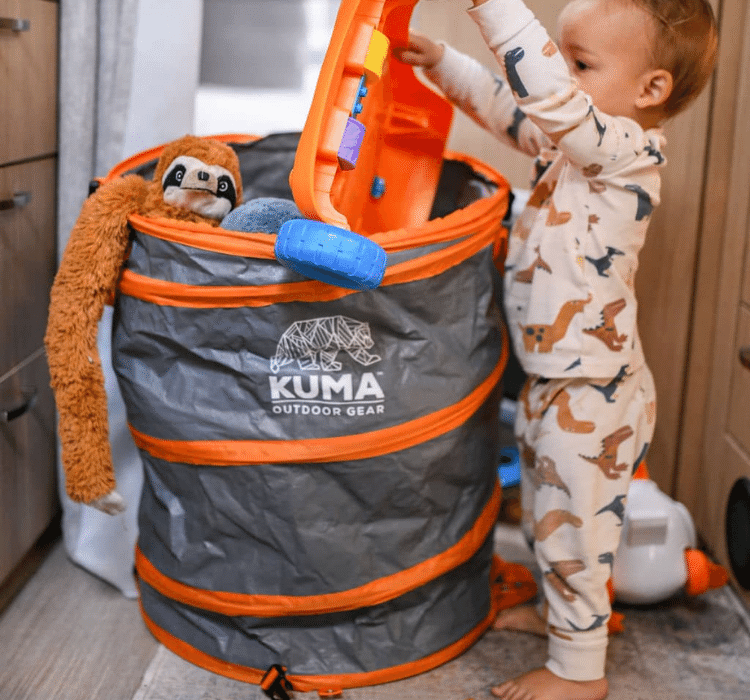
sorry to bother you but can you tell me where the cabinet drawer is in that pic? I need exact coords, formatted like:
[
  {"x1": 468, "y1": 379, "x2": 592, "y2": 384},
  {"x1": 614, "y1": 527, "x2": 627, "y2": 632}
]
[
  {"x1": 0, "y1": 158, "x2": 57, "y2": 376},
  {"x1": 0, "y1": 0, "x2": 58, "y2": 165},
  {"x1": 0, "y1": 348, "x2": 58, "y2": 586},
  {"x1": 728, "y1": 305, "x2": 750, "y2": 455}
]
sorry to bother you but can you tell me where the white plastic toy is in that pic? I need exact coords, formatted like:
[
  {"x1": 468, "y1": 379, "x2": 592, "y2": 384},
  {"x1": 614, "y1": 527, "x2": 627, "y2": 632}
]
[{"x1": 612, "y1": 464, "x2": 728, "y2": 605}]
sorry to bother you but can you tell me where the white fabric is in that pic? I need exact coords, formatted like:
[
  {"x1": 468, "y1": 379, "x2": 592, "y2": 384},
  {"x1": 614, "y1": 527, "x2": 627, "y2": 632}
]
[
  {"x1": 547, "y1": 627, "x2": 608, "y2": 682},
  {"x1": 57, "y1": 0, "x2": 139, "y2": 255},
  {"x1": 56, "y1": 0, "x2": 140, "y2": 596},
  {"x1": 516, "y1": 366, "x2": 656, "y2": 680},
  {"x1": 58, "y1": 306, "x2": 142, "y2": 598}
]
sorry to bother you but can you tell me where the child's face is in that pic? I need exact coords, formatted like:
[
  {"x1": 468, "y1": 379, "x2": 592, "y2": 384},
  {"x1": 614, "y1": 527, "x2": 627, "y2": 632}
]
[{"x1": 558, "y1": 0, "x2": 657, "y2": 122}]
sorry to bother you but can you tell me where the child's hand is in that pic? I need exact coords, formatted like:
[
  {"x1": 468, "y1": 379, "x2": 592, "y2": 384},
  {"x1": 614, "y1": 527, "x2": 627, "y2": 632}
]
[{"x1": 392, "y1": 31, "x2": 445, "y2": 70}]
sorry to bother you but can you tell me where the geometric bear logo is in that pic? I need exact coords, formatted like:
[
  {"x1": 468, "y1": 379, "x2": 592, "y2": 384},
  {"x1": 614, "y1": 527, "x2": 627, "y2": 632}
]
[{"x1": 270, "y1": 315, "x2": 381, "y2": 374}]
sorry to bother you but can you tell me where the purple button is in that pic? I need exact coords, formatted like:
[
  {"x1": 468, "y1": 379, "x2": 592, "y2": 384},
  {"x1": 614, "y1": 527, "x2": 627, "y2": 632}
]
[{"x1": 337, "y1": 117, "x2": 366, "y2": 170}]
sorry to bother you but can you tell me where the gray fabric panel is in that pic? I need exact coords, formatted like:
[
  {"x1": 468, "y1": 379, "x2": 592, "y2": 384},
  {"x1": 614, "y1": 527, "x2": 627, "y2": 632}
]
[
  {"x1": 125, "y1": 230, "x2": 464, "y2": 286},
  {"x1": 112, "y1": 245, "x2": 503, "y2": 442},
  {"x1": 137, "y1": 392, "x2": 498, "y2": 595},
  {"x1": 138, "y1": 534, "x2": 494, "y2": 677},
  {"x1": 126, "y1": 233, "x2": 293, "y2": 287}
]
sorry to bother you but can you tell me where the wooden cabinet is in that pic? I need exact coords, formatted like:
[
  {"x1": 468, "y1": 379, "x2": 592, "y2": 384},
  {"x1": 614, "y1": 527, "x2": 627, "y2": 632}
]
[
  {"x1": 0, "y1": 159, "x2": 57, "y2": 373},
  {"x1": 0, "y1": 0, "x2": 58, "y2": 165},
  {"x1": 682, "y1": 0, "x2": 750, "y2": 605},
  {"x1": 0, "y1": 352, "x2": 57, "y2": 584},
  {"x1": 0, "y1": 0, "x2": 59, "y2": 591}
]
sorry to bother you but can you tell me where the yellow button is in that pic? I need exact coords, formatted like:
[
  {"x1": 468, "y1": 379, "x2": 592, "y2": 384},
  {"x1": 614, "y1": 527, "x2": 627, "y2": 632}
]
[{"x1": 363, "y1": 29, "x2": 390, "y2": 82}]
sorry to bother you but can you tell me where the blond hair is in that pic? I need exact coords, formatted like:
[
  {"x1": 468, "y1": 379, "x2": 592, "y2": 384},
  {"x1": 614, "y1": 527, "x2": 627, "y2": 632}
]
[{"x1": 632, "y1": 0, "x2": 719, "y2": 116}]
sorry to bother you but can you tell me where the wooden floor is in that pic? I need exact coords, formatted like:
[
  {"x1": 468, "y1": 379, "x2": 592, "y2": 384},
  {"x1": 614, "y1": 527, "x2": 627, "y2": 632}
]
[{"x1": 0, "y1": 541, "x2": 157, "y2": 700}]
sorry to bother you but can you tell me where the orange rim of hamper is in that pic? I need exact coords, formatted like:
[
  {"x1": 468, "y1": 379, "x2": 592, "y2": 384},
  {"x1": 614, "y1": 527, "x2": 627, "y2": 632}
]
[
  {"x1": 137, "y1": 555, "x2": 506, "y2": 693},
  {"x1": 135, "y1": 480, "x2": 500, "y2": 617},
  {"x1": 120, "y1": 150, "x2": 508, "y2": 255},
  {"x1": 118, "y1": 223, "x2": 502, "y2": 308}
]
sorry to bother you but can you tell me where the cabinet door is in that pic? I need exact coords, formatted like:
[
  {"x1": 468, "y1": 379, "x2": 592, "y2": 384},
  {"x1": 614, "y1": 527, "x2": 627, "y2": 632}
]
[
  {"x1": 0, "y1": 0, "x2": 58, "y2": 165},
  {"x1": 0, "y1": 158, "x2": 57, "y2": 377},
  {"x1": 701, "y1": 306, "x2": 750, "y2": 603},
  {"x1": 697, "y1": 5, "x2": 750, "y2": 605},
  {"x1": 0, "y1": 350, "x2": 58, "y2": 586}
]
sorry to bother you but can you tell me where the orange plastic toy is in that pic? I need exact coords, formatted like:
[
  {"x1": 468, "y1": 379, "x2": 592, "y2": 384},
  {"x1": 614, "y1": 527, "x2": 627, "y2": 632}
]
[{"x1": 290, "y1": 0, "x2": 453, "y2": 233}]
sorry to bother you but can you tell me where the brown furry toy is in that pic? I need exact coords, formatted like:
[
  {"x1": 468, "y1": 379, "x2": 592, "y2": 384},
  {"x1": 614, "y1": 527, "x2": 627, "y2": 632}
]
[{"x1": 45, "y1": 135, "x2": 242, "y2": 514}]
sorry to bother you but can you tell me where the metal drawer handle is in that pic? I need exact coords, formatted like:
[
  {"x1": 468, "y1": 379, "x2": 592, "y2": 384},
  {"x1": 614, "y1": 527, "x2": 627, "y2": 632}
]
[
  {"x1": 740, "y1": 347, "x2": 750, "y2": 371},
  {"x1": 0, "y1": 192, "x2": 32, "y2": 211},
  {"x1": 0, "y1": 17, "x2": 30, "y2": 31},
  {"x1": 0, "y1": 387, "x2": 37, "y2": 423}
]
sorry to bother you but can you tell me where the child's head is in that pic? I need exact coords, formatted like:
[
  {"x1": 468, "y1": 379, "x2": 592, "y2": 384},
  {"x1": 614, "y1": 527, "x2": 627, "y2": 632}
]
[
  {"x1": 558, "y1": 0, "x2": 718, "y2": 126},
  {"x1": 632, "y1": 0, "x2": 718, "y2": 116}
]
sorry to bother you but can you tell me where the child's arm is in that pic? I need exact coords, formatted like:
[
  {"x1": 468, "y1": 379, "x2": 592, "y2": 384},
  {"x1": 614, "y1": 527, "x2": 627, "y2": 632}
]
[
  {"x1": 394, "y1": 32, "x2": 545, "y2": 158},
  {"x1": 468, "y1": 0, "x2": 658, "y2": 176}
]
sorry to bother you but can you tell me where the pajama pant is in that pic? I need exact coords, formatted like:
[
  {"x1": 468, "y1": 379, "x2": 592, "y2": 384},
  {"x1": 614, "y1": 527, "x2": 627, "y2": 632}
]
[{"x1": 515, "y1": 363, "x2": 656, "y2": 681}]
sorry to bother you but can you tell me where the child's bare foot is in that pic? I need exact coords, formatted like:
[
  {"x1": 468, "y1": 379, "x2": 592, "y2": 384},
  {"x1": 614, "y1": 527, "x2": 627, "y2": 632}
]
[
  {"x1": 490, "y1": 667, "x2": 608, "y2": 700},
  {"x1": 493, "y1": 605, "x2": 548, "y2": 637}
]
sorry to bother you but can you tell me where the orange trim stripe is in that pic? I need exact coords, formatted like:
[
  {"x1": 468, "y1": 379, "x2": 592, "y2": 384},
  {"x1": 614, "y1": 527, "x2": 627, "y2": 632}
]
[
  {"x1": 129, "y1": 346, "x2": 507, "y2": 466},
  {"x1": 383, "y1": 226, "x2": 500, "y2": 286},
  {"x1": 126, "y1": 199, "x2": 506, "y2": 258},
  {"x1": 138, "y1": 557, "x2": 502, "y2": 692},
  {"x1": 119, "y1": 270, "x2": 352, "y2": 307},
  {"x1": 374, "y1": 216, "x2": 505, "y2": 253},
  {"x1": 135, "y1": 482, "x2": 500, "y2": 617},
  {"x1": 118, "y1": 225, "x2": 499, "y2": 308}
]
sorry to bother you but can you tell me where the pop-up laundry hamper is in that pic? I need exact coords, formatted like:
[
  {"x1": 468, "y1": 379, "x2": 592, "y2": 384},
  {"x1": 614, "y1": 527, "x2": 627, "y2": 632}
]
[{"x1": 108, "y1": 0, "x2": 523, "y2": 693}]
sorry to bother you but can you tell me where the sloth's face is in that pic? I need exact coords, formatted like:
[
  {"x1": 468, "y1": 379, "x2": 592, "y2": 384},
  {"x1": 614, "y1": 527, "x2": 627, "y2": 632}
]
[{"x1": 161, "y1": 155, "x2": 237, "y2": 220}]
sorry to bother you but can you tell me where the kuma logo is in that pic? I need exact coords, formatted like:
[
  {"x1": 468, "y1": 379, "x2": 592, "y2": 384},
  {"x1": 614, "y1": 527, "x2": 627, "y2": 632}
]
[{"x1": 268, "y1": 315, "x2": 386, "y2": 417}]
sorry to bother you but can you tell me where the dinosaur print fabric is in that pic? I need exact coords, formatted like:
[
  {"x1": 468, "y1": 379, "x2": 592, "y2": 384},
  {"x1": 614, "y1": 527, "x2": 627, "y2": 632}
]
[
  {"x1": 516, "y1": 365, "x2": 656, "y2": 680},
  {"x1": 420, "y1": 0, "x2": 667, "y2": 681},
  {"x1": 424, "y1": 0, "x2": 667, "y2": 379}
]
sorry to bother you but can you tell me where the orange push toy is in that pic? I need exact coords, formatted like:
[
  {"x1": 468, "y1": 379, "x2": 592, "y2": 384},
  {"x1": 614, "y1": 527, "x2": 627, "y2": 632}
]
[
  {"x1": 276, "y1": 0, "x2": 455, "y2": 290},
  {"x1": 289, "y1": 0, "x2": 452, "y2": 232}
]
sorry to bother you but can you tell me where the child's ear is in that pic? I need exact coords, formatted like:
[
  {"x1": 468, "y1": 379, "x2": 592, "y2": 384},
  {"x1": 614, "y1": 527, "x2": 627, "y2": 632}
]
[{"x1": 635, "y1": 69, "x2": 673, "y2": 110}]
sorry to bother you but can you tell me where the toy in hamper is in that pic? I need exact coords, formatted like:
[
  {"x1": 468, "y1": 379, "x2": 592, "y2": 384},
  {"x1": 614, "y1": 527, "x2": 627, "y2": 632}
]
[{"x1": 45, "y1": 0, "x2": 538, "y2": 694}]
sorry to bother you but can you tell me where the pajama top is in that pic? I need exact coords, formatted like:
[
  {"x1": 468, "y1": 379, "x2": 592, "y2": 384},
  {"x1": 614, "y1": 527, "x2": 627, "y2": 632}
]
[{"x1": 424, "y1": 0, "x2": 667, "y2": 379}]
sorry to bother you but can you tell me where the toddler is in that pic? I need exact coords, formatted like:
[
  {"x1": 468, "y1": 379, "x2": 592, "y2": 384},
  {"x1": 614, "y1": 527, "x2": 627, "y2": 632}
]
[{"x1": 395, "y1": 1, "x2": 718, "y2": 698}]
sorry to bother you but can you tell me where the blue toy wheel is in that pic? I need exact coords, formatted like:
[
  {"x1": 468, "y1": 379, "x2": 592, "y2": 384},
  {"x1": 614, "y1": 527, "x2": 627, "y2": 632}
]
[{"x1": 275, "y1": 219, "x2": 386, "y2": 290}]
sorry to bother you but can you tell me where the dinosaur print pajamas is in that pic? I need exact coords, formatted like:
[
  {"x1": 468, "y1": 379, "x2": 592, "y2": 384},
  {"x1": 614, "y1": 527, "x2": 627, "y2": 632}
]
[{"x1": 423, "y1": 0, "x2": 662, "y2": 682}]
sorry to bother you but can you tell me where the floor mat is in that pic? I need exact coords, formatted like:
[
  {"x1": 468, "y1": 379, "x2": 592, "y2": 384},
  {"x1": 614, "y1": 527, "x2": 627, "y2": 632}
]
[{"x1": 131, "y1": 525, "x2": 750, "y2": 700}]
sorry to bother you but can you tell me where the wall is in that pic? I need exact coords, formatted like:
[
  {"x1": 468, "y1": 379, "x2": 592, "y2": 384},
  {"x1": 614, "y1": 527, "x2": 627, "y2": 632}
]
[
  {"x1": 121, "y1": 0, "x2": 204, "y2": 158},
  {"x1": 193, "y1": 0, "x2": 338, "y2": 137}
]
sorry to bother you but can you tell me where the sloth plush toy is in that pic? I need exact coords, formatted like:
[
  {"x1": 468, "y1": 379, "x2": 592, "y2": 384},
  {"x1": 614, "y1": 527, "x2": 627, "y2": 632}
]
[{"x1": 45, "y1": 135, "x2": 242, "y2": 514}]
